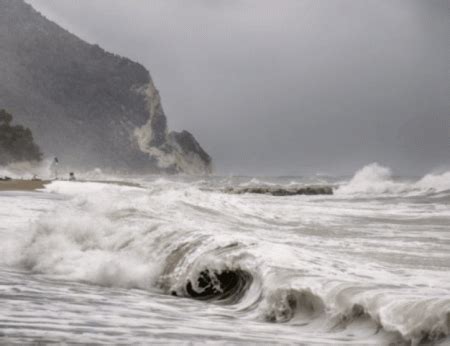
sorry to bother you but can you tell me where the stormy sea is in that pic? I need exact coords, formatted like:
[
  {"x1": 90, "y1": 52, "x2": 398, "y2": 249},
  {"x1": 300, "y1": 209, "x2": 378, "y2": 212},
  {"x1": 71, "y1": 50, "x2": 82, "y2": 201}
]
[{"x1": 0, "y1": 163, "x2": 449, "y2": 345}]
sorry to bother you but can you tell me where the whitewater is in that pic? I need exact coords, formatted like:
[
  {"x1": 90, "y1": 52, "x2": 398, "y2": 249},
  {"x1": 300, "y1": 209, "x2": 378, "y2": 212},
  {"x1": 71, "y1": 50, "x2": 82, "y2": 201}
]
[{"x1": 0, "y1": 163, "x2": 449, "y2": 345}]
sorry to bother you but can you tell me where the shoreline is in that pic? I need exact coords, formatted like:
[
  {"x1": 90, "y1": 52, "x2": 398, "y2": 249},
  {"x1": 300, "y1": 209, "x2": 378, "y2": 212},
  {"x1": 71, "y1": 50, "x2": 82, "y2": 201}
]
[
  {"x1": 0, "y1": 179, "x2": 50, "y2": 191},
  {"x1": 0, "y1": 179, "x2": 141, "y2": 192}
]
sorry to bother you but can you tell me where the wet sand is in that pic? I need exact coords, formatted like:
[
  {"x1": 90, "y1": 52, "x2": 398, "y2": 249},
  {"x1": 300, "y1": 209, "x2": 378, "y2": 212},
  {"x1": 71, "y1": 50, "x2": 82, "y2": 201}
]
[
  {"x1": 0, "y1": 179, "x2": 141, "y2": 192},
  {"x1": 0, "y1": 179, "x2": 50, "y2": 191}
]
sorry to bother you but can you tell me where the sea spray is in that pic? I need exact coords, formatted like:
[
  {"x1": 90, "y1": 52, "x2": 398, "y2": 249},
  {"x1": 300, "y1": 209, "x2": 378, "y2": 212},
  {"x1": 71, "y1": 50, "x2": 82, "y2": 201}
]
[{"x1": 337, "y1": 163, "x2": 450, "y2": 197}]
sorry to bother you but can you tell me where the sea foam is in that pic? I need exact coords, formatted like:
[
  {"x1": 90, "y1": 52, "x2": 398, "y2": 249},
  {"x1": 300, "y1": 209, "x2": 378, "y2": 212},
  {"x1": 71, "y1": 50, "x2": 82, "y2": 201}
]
[{"x1": 0, "y1": 167, "x2": 449, "y2": 344}]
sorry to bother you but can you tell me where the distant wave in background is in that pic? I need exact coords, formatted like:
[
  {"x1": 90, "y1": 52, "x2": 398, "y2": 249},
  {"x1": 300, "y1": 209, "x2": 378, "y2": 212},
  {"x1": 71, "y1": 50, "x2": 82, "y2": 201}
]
[{"x1": 336, "y1": 163, "x2": 450, "y2": 197}]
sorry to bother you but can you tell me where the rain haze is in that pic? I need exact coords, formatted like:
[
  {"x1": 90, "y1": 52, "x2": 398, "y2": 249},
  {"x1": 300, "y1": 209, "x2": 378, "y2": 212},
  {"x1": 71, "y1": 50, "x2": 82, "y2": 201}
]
[
  {"x1": 2, "y1": 2, "x2": 450, "y2": 344},
  {"x1": 27, "y1": 0, "x2": 449, "y2": 176}
]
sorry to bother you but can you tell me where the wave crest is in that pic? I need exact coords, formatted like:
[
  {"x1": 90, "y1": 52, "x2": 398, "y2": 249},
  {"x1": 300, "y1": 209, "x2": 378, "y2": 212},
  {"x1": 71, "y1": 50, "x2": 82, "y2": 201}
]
[
  {"x1": 262, "y1": 288, "x2": 325, "y2": 323},
  {"x1": 337, "y1": 163, "x2": 450, "y2": 197}
]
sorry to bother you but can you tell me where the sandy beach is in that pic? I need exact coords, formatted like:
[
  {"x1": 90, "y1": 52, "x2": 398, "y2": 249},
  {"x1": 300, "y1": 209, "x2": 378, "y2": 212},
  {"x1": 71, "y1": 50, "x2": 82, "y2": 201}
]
[
  {"x1": 0, "y1": 179, "x2": 141, "y2": 192},
  {"x1": 0, "y1": 179, "x2": 50, "y2": 191}
]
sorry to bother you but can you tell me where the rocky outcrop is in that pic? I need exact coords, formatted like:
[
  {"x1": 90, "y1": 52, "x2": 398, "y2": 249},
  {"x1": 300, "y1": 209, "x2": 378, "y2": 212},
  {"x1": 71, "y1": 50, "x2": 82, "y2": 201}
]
[
  {"x1": 224, "y1": 186, "x2": 334, "y2": 196},
  {"x1": 134, "y1": 83, "x2": 212, "y2": 174},
  {"x1": 0, "y1": 0, "x2": 211, "y2": 174}
]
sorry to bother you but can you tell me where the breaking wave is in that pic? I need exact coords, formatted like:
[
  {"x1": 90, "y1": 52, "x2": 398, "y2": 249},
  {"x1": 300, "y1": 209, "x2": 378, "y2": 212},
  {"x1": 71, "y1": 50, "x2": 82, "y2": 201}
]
[
  {"x1": 183, "y1": 269, "x2": 253, "y2": 302},
  {"x1": 337, "y1": 163, "x2": 450, "y2": 197},
  {"x1": 211, "y1": 163, "x2": 450, "y2": 200},
  {"x1": 1, "y1": 172, "x2": 449, "y2": 344}
]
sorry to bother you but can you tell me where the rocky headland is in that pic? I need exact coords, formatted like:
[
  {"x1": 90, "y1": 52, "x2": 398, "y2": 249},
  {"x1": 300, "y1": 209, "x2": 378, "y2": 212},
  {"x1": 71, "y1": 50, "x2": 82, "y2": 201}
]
[{"x1": 0, "y1": 0, "x2": 211, "y2": 174}]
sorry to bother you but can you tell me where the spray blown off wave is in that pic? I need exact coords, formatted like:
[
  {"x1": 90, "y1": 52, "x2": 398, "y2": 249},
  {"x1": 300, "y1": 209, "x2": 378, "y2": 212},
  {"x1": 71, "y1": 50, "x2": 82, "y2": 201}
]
[
  {"x1": 337, "y1": 163, "x2": 450, "y2": 197},
  {"x1": 0, "y1": 164, "x2": 449, "y2": 344}
]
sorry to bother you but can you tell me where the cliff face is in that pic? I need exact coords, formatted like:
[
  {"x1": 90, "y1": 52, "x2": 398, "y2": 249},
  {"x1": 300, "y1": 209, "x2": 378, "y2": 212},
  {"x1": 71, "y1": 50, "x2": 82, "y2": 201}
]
[{"x1": 0, "y1": 0, "x2": 212, "y2": 174}]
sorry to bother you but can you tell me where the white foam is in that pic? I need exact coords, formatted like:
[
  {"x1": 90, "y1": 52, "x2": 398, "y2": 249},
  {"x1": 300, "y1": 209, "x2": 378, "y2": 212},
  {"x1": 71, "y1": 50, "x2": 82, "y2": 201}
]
[
  {"x1": 0, "y1": 158, "x2": 53, "y2": 180},
  {"x1": 0, "y1": 176, "x2": 448, "y2": 344},
  {"x1": 337, "y1": 163, "x2": 450, "y2": 197}
]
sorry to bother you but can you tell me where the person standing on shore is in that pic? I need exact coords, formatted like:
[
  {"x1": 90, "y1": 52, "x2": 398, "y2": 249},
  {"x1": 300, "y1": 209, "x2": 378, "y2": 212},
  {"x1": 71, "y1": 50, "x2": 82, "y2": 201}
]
[{"x1": 50, "y1": 157, "x2": 59, "y2": 180}]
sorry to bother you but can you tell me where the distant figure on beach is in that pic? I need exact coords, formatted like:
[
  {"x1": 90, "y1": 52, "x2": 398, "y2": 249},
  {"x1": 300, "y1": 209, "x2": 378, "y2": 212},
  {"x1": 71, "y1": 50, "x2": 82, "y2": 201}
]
[
  {"x1": 69, "y1": 172, "x2": 76, "y2": 181},
  {"x1": 50, "y1": 157, "x2": 59, "y2": 180}
]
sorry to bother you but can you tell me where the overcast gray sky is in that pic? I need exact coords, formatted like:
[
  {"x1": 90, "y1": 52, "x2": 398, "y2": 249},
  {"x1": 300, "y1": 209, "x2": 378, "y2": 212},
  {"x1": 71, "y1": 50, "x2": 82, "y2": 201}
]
[{"x1": 27, "y1": 0, "x2": 449, "y2": 176}]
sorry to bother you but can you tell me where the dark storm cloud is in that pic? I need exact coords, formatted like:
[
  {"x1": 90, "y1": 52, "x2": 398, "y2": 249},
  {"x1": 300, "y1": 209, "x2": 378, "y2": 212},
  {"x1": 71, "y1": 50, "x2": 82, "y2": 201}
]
[{"x1": 27, "y1": 0, "x2": 449, "y2": 175}]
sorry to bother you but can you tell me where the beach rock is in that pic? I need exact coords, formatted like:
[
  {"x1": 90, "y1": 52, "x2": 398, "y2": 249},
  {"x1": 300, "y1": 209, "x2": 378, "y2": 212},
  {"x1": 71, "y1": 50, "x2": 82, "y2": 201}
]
[
  {"x1": 225, "y1": 185, "x2": 334, "y2": 196},
  {"x1": 0, "y1": 0, "x2": 212, "y2": 174}
]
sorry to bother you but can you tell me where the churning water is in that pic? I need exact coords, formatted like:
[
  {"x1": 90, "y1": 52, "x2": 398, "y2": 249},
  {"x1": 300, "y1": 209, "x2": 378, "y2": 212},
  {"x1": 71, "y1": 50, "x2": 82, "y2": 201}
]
[{"x1": 0, "y1": 163, "x2": 449, "y2": 345}]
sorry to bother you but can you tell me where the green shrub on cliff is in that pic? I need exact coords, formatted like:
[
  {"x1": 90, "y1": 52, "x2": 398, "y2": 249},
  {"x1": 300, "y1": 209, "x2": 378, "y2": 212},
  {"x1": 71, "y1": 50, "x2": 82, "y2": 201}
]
[{"x1": 0, "y1": 109, "x2": 43, "y2": 165}]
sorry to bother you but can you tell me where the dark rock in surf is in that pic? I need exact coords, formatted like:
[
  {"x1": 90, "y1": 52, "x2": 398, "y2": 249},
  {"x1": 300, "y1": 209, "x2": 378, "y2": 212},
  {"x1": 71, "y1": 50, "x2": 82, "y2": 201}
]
[
  {"x1": 0, "y1": 0, "x2": 211, "y2": 174},
  {"x1": 225, "y1": 185, "x2": 334, "y2": 196}
]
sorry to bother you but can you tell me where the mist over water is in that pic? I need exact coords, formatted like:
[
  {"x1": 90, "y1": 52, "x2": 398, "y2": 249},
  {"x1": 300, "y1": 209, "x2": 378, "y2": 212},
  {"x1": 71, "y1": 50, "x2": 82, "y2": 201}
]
[
  {"x1": 26, "y1": 0, "x2": 450, "y2": 176},
  {"x1": 1, "y1": 164, "x2": 449, "y2": 344},
  {"x1": 1, "y1": 0, "x2": 448, "y2": 344}
]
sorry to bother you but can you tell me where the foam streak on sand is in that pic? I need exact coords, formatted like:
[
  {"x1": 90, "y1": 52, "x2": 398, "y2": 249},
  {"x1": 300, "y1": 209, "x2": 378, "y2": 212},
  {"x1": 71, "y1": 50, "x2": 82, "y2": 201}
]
[{"x1": 0, "y1": 164, "x2": 449, "y2": 344}]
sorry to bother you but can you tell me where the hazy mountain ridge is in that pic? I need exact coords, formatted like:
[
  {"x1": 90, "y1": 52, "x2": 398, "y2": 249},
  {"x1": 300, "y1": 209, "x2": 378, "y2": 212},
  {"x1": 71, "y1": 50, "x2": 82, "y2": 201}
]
[{"x1": 0, "y1": 0, "x2": 211, "y2": 174}]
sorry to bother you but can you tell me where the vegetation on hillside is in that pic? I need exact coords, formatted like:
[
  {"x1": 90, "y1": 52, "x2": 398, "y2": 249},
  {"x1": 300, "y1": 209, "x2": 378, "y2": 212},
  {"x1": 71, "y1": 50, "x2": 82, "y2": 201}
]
[{"x1": 0, "y1": 109, "x2": 43, "y2": 165}]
